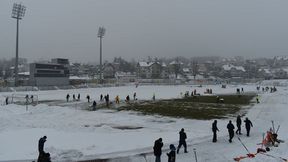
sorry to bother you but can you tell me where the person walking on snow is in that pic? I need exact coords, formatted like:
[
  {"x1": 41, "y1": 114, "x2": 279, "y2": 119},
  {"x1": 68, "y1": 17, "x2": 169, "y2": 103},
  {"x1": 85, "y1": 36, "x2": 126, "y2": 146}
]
[
  {"x1": 77, "y1": 93, "x2": 80, "y2": 101},
  {"x1": 227, "y1": 120, "x2": 235, "y2": 143},
  {"x1": 244, "y1": 117, "x2": 253, "y2": 137},
  {"x1": 177, "y1": 128, "x2": 188, "y2": 153},
  {"x1": 115, "y1": 95, "x2": 120, "y2": 104},
  {"x1": 5, "y1": 97, "x2": 8, "y2": 105},
  {"x1": 38, "y1": 136, "x2": 47, "y2": 154},
  {"x1": 256, "y1": 95, "x2": 260, "y2": 103},
  {"x1": 125, "y1": 95, "x2": 130, "y2": 103},
  {"x1": 152, "y1": 93, "x2": 156, "y2": 101},
  {"x1": 167, "y1": 144, "x2": 176, "y2": 162},
  {"x1": 133, "y1": 92, "x2": 137, "y2": 100},
  {"x1": 66, "y1": 94, "x2": 70, "y2": 102},
  {"x1": 100, "y1": 94, "x2": 103, "y2": 101},
  {"x1": 153, "y1": 138, "x2": 163, "y2": 162},
  {"x1": 38, "y1": 136, "x2": 51, "y2": 162},
  {"x1": 212, "y1": 120, "x2": 219, "y2": 142},
  {"x1": 86, "y1": 95, "x2": 90, "y2": 103},
  {"x1": 236, "y1": 115, "x2": 242, "y2": 135},
  {"x1": 92, "y1": 100, "x2": 97, "y2": 111}
]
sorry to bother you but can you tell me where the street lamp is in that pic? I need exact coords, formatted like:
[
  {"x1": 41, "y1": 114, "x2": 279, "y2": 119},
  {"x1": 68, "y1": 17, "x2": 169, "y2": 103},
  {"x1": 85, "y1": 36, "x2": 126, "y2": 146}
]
[
  {"x1": 11, "y1": 3, "x2": 26, "y2": 87},
  {"x1": 98, "y1": 27, "x2": 105, "y2": 84}
]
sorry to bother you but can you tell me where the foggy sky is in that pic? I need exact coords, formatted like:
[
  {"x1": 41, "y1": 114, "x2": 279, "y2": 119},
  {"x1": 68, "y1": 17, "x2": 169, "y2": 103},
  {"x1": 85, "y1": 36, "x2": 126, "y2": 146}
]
[{"x1": 1, "y1": 0, "x2": 288, "y2": 63}]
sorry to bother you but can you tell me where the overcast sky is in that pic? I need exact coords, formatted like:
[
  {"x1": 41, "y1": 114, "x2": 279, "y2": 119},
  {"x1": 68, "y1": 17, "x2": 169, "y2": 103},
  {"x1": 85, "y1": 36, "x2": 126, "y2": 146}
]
[{"x1": 1, "y1": 0, "x2": 288, "y2": 63}]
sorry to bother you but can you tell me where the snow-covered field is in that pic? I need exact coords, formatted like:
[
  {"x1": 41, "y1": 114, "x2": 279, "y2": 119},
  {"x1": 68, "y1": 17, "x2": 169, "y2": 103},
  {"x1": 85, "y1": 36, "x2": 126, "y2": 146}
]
[{"x1": 0, "y1": 82, "x2": 287, "y2": 162}]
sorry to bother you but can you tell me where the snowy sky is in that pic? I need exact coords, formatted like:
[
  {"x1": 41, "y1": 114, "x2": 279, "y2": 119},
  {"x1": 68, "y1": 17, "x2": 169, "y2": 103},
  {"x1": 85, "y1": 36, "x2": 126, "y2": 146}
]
[{"x1": 1, "y1": 0, "x2": 288, "y2": 63}]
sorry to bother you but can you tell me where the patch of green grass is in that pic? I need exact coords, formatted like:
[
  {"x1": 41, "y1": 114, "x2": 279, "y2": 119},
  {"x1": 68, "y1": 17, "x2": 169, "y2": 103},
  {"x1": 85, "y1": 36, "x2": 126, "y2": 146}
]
[{"x1": 118, "y1": 94, "x2": 255, "y2": 120}]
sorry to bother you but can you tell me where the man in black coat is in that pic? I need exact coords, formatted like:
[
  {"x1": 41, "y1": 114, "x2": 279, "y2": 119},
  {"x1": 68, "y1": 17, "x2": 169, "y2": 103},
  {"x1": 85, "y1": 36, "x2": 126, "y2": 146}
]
[
  {"x1": 38, "y1": 136, "x2": 47, "y2": 154},
  {"x1": 92, "y1": 100, "x2": 97, "y2": 111},
  {"x1": 244, "y1": 117, "x2": 253, "y2": 137},
  {"x1": 236, "y1": 115, "x2": 242, "y2": 135},
  {"x1": 167, "y1": 144, "x2": 176, "y2": 162},
  {"x1": 177, "y1": 128, "x2": 188, "y2": 153},
  {"x1": 5, "y1": 97, "x2": 8, "y2": 105},
  {"x1": 227, "y1": 120, "x2": 235, "y2": 143},
  {"x1": 66, "y1": 94, "x2": 70, "y2": 102},
  {"x1": 212, "y1": 120, "x2": 219, "y2": 142},
  {"x1": 38, "y1": 136, "x2": 51, "y2": 162},
  {"x1": 153, "y1": 138, "x2": 163, "y2": 162},
  {"x1": 86, "y1": 95, "x2": 90, "y2": 103}
]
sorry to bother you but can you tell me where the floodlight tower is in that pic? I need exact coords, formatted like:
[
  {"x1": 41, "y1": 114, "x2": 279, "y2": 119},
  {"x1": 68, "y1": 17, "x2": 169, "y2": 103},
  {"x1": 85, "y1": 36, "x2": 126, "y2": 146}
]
[
  {"x1": 11, "y1": 3, "x2": 26, "y2": 87},
  {"x1": 98, "y1": 27, "x2": 105, "y2": 84}
]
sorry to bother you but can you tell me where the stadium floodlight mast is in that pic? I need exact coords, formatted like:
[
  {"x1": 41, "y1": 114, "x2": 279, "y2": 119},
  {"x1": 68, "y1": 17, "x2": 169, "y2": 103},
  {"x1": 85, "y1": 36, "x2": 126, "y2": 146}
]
[
  {"x1": 11, "y1": 3, "x2": 26, "y2": 87},
  {"x1": 98, "y1": 27, "x2": 105, "y2": 84}
]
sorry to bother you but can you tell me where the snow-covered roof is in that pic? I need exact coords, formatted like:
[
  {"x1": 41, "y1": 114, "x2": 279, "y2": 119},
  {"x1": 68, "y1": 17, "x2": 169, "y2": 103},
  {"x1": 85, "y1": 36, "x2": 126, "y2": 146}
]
[
  {"x1": 222, "y1": 64, "x2": 245, "y2": 72},
  {"x1": 183, "y1": 68, "x2": 190, "y2": 72},
  {"x1": 258, "y1": 68, "x2": 271, "y2": 74},
  {"x1": 18, "y1": 72, "x2": 30, "y2": 76},
  {"x1": 169, "y1": 61, "x2": 184, "y2": 65},
  {"x1": 138, "y1": 62, "x2": 153, "y2": 67},
  {"x1": 275, "y1": 56, "x2": 288, "y2": 61},
  {"x1": 69, "y1": 76, "x2": 91, "y2": 80}
]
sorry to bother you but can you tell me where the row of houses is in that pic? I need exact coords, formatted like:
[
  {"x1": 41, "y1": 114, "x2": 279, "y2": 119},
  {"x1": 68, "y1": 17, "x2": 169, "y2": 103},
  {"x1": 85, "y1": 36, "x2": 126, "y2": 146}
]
[{"x1": 3, "y1": 56, "x2": 288, "y2": 86}]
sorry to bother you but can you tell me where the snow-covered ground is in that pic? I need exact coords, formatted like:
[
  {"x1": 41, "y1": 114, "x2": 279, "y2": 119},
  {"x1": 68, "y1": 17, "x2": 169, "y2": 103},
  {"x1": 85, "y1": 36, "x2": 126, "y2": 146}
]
[{"x1": 0, "y1": 83, "x2": 287, "y2": 162}]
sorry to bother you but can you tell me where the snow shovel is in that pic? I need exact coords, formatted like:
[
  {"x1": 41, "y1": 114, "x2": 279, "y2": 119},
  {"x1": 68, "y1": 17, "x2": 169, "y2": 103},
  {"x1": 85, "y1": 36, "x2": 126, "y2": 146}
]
[
  {"x1": 237, "y1": 137, "x2": 255, "y2": 158},
  {"x1": 257, "y1": 133, "x2": 266, "y2": 153}
]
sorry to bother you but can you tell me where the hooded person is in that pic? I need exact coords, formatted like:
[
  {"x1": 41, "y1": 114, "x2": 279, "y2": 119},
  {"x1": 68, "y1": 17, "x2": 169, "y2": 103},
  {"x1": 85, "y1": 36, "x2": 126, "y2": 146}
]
[
  {"x1": 244, "y1": 117, "x2": 253, "y2": 137},
  {"x1": 153, "y1": 138, "x2": 163, "y2": 162},
  {"x1": 236, "y1": 115, "x2": 242, "y2": 135},
  {"x1": 167, "y1": 144, "x2": 176, "y2": 162},
  {"x1": 177, "y1": 128, "x2": 188, "y2": 153},
  {"x1": 212, "y1": 120, "x2": 219, "y2": 142},
  {"x1": 38, "y1": 136, "x2": 47, "y2": 154},
  {"x1": 227, "y1": 120, "x2": 235, "y2": 143}
]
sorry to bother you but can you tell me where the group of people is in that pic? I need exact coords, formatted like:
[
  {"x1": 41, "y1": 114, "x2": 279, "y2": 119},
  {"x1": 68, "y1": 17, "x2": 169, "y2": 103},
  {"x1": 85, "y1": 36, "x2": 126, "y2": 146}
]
[
  {"x1": 66, "y1": 93, "x2": 80, "y2": 102},
  {"x1": 153, "y1": 128, "x2": 188, "y2": 162},
  {"x1": 236, "y1": 87, "x2": 244, "y2": 94},
  {"x1": 212, "y1": 116, "x2": 253, "y2": 143},
  {"x1": 257, "y1": 86, "x2": 277, "y2": 93}
]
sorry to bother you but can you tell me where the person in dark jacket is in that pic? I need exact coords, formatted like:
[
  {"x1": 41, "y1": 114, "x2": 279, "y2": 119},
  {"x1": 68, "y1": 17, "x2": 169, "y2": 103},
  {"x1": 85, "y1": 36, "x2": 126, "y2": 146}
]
[
  {"x1": 153, "y1": 138, "x2": 163, "y2": 162},
  {"x1": 38, "y1": 152, "x2": 51, "y2": 162},
  {"x1": 38, "y1": 136, "x2": 47, "y2": 154},
  {"x1": 86, "y1": 95, "x2": 90, "y2": 103},
  {"x1": 100, "y1": 94, "x2": 103, "y2": 101},
  {"x1": 133, "y1": 92, "x2": 137, "y2": 100},
  {"x1": 66, "y1": 94, "x2": 70, "y2": 102},
  {"x1": 92, "y1": 100, "x2": 97, "y2": 111},
  {"x1": 126, "y1": 95, "x2": 130, "y2": 103},
  {"x1": 167, "y1": 144, "x2": 176, "y2": 162},
  {"x1": 5, "y1": 97, "x2": 8, "y2": 105},
  {"x1": 38, "y1": 136, "x2": 51, "y2": 162},
  {"x1": 105, "y1": 94, "x2": 110, "y2": 107},
  {"x1": 177, "y1": 128, "x2": 188, "y2": 153},
  {"x1": 212, "y1": 120, "x2": 219, "y2": 142},
  {"x1": 236, "y1": 115, "x2": 242, "y2": 135},
  {"x1": 77, "y1": 93, "x2": 80, "y2": 101},
  {"x1": 227, "y1": 120, "x2": 235, "y2": 143},
  {"x1": 244, "y1": 117, "x2": 253, "y2": 137}
]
